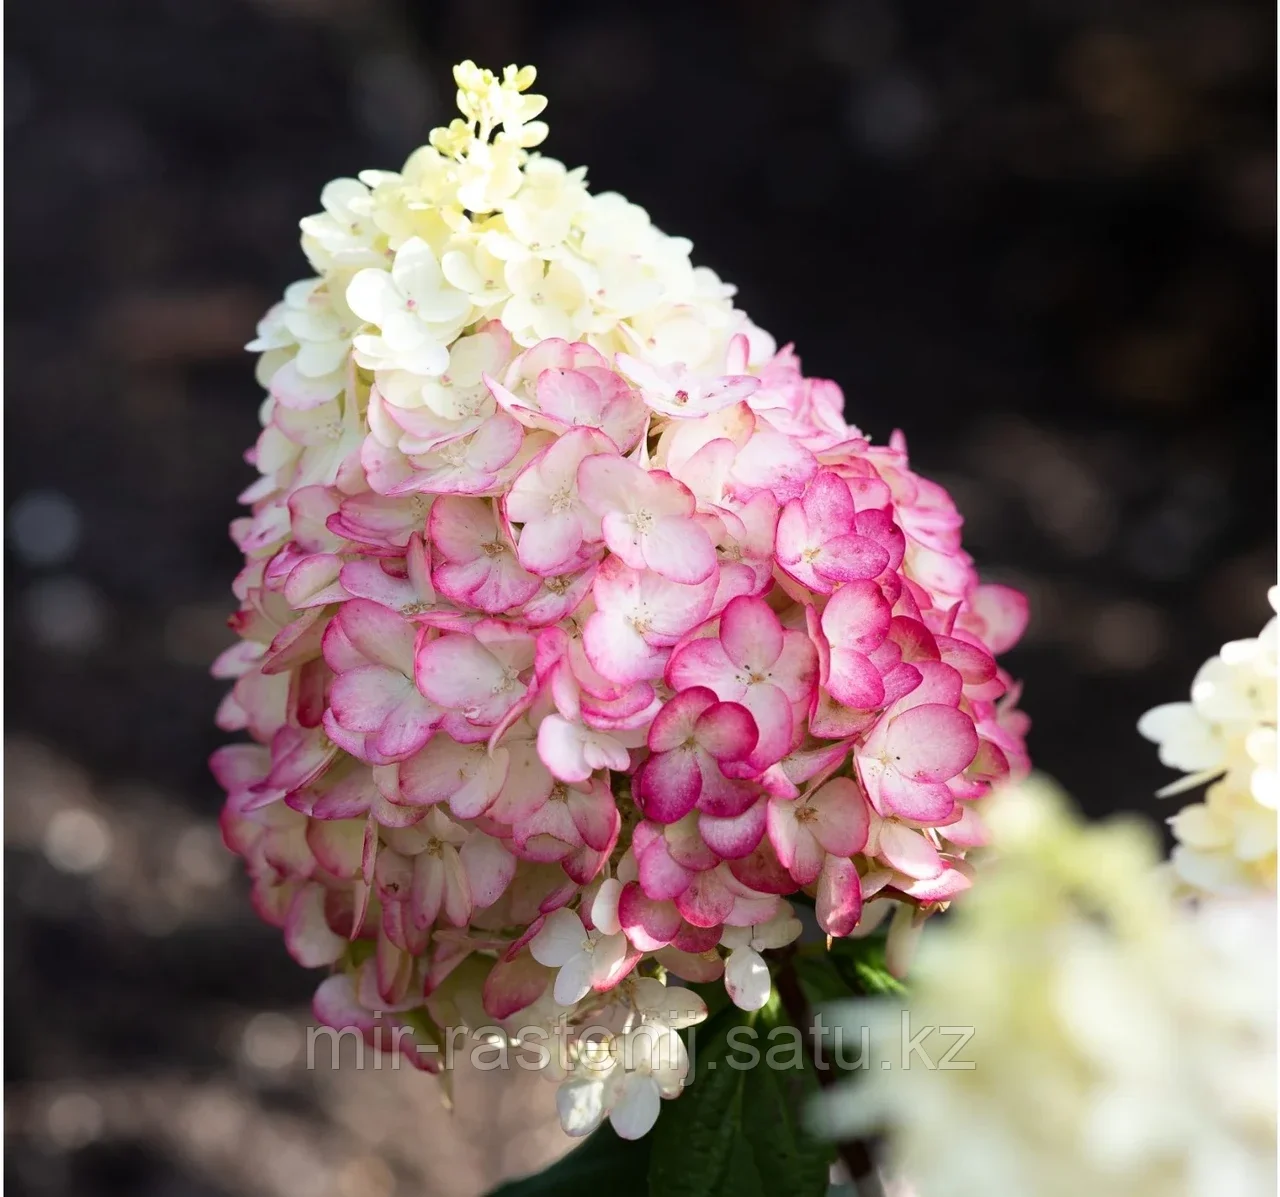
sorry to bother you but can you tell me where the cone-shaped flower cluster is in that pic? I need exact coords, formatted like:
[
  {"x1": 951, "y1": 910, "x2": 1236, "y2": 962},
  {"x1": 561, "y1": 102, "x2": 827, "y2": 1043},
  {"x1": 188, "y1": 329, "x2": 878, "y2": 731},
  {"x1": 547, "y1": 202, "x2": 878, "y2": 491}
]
[
  {"x1": 1139, "y1": 587, "x2": 1277, "y2": 895},
  {"x1": 816, "y1": 778, "x2": 1277, "y2": 1197},
  {"x1": 214, "y1": 60, "x2": 1030, "y2": 1140}
]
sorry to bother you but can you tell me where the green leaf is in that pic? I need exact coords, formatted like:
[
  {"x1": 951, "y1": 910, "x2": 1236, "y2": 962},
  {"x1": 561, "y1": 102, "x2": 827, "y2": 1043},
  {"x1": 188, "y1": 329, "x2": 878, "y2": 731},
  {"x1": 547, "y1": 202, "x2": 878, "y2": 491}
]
[
  {"x1": 647, "y1": 1006, "x2": 754, "y2": 1196},
  {"x1": 490, "y1": 975, "x2": 841, "y2": 1197},
  {"x1": 716, "y1": 1139, "x2": 768, "y2": 1197},
  {"x1": 792, "y1": 952, "x2": 856, "y2": 1007},
  {"x1": 745, "y1": 1002, "x2": 836, "y2": 1195},
  {"x1": 828, "y1": 935, "x2": 906, "y2": 997},
  {"x1": 647, "y1": 999, "x2": 834, "y2": 1197},
  {"x1": 486, "y1": 1124, "x2": 651, "y2": 1196}
]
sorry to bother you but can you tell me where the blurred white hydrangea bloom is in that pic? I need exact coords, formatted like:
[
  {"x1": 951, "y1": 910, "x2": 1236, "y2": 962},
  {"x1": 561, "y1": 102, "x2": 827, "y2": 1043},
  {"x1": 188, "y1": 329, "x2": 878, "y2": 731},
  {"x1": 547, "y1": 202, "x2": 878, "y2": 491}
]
[
  {"x1": 814, "y1": 777, "x2": 1277, "y2": 1197},
  {"x1": 1139, "y1": 587, "x2": 1278, "y2": 894}
]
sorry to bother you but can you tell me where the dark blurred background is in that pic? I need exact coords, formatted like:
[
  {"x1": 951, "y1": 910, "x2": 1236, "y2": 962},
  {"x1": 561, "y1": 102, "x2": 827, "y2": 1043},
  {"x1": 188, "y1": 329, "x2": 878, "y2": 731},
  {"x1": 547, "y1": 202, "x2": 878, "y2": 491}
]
[{"x1": 5, "y1": 1, "x2": 1276, "y2": 1194}]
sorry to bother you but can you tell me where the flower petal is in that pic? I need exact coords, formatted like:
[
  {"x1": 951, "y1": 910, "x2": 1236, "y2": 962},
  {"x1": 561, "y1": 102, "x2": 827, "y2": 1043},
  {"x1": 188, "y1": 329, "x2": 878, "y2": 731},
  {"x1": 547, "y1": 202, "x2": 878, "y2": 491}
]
[
  {"x1": 876, "y1": 821, "x2": 943, "y2": 879},
  {"x1": 641, "y1": 516, "x2": 716, "y2": 584},
  {"x1": 552, "y1": 953, "x2": 594, "y2": 1006},
  {"x1": 609, "y1": 1076, "x2": 661, "y2": 1141},
  {"x1": 815, "y1": 855, "x2": 862, "y2": 937},
  {"x1": 694, "y1": 701, "x2": 758, "y2": 762},
  {"x1": 647, "y1": 687, "x2": 718, "y2": 752},
  {"x1": 558, "y1": 1078, "x2": 608, "y2": 1138},
  {"x1": 618, "y1": 882, "x2": 682, "y2": 951},
  {"x1": 336, "y1": 599, "x2": 417, "y2": 674},
  {"x1": 724, "y1": 947, "x2": 771, "y2": 1011},
  {"x1": 821, "y1": 580, "x2": 891, "y2": 653},
  {"x1": 885, "y1": 704, "x2": 979, "y2": 782},
  {"x1": 459, "y1": 831, "x2": 516, "y2": 907},
  {"x1": 529, "y1": 907, "x2": 587, "y2": 968},
  {"x1": 808, "y1": 777, "x2": 871, "y2": 856},
  {"x1": 635, "y1": 747, "x2": 703, "y2": 823},
  {"x1": 718, "y1": 595, "x2": 783, "y2": 673}
]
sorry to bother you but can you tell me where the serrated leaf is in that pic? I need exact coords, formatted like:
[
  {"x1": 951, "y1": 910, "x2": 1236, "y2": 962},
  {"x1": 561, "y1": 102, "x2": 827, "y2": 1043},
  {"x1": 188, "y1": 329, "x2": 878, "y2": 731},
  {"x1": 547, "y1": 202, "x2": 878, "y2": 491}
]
[
  {"x1": 747, "y1": 1003, "x2": 837, "y2": 1194},
  {"x1": 648, "y1": 1006, "x2": 753, "y2": 1196},
  {"x1": 486, "y1": 1125, "x2": 650, "y2": 1196},
  {"x1": 648, "y1": 999, "x2": 832, "y2": 1197}
]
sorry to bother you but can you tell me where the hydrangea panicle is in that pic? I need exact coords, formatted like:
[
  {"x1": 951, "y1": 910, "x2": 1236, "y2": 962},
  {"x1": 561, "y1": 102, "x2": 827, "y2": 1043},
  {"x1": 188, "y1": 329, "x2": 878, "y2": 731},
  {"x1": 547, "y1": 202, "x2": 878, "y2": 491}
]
[{"x1": 213, "y1": 58, "x2": 1030, "y2": 1141}]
